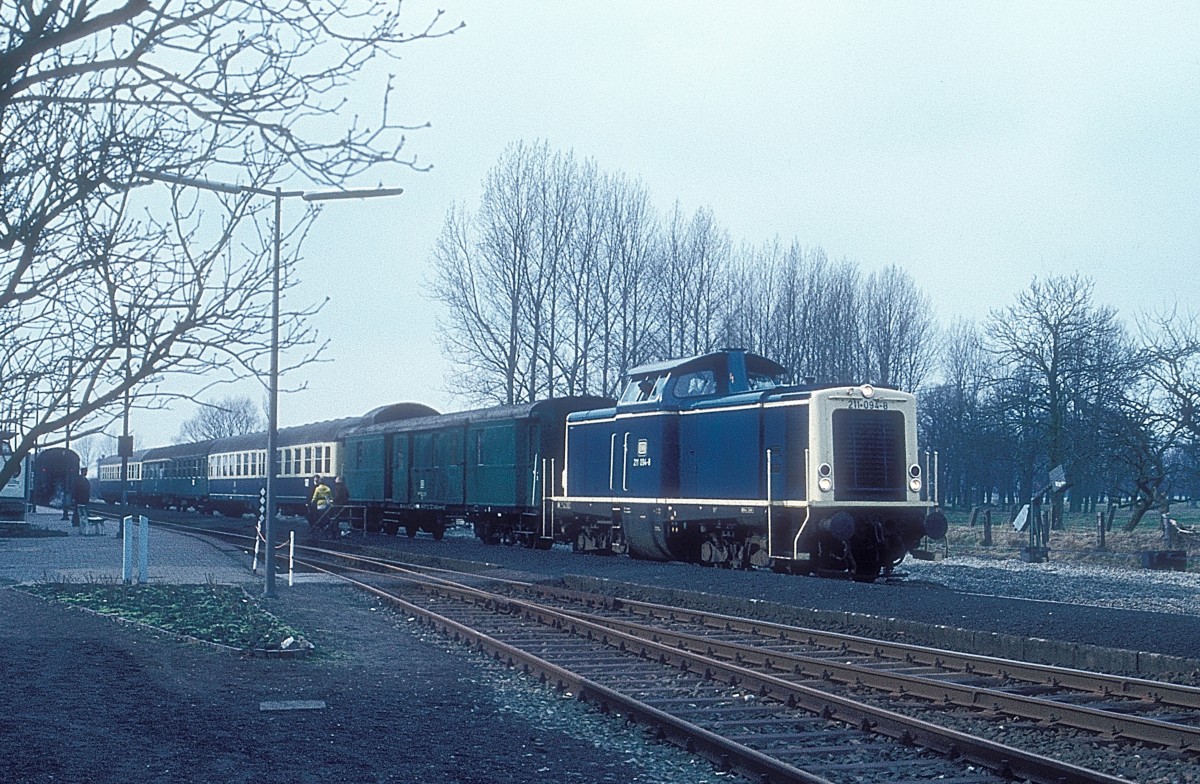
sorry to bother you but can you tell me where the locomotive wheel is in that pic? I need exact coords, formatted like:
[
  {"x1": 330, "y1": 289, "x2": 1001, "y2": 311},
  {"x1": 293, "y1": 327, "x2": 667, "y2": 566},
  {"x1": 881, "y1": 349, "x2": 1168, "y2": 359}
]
[
  {"x1": 851, "y1": 555, "x2": 882, "y2": 582},
  {"x1": 430, "y1": 522, "x2": 445, "y2": 541},
  {"x1": 699, "y1": 538, "x2": 729, "y2": 566},
  {"x1": 405, "y1": 523, "x2": 418, "y2": 538}
]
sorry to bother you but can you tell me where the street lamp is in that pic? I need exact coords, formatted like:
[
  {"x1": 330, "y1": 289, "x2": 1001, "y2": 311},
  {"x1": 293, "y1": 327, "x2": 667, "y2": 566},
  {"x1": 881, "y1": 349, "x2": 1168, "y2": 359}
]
[{"x1": 139, "y1": 172, "x2": 403, "y2": 597}]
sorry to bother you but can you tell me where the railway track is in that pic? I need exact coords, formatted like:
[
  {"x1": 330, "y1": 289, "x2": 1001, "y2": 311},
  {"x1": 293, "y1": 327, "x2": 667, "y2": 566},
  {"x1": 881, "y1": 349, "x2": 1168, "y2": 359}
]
[
  {"x1": 135, "y1": 519, "x2": 1195, "y2": 781},
  {"x1": 290, "y1": 545, "x2": 1195, "y2": 784}
]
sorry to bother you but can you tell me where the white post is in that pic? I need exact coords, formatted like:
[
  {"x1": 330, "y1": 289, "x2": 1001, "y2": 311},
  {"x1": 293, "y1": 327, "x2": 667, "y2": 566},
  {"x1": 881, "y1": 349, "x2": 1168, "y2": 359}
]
[
  {"x1": 288, "y1": 531, "x2": 295, "y2": 587},
  {"x1": 121, "y1": 515, "x2": 134, "y2": 584},
  {"x1": 252, "y1": 520, "x2": 261, "y2": 573},
  {"x1": 137, "y1": 515, "x2": 149, "y2": 584}
]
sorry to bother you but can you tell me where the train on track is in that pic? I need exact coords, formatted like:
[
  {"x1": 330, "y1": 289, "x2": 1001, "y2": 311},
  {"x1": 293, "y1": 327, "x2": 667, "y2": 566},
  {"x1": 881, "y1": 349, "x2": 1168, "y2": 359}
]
[{"x1": 98, "y1": 349, "x2": 947, "y2": 580}]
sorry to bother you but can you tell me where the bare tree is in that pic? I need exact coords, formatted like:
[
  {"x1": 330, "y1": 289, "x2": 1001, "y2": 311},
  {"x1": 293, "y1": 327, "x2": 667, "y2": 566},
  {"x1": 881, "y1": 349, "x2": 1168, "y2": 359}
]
[
  {"x1": 0, "y1": 2, "x2": 462, "y2": 487},
  {"x1": 921, "y1": 320, "x2": 996, "y2": 508},
  {"x1": 862, "y1": 265, "x2": 938, "y2": 391},
  {"x1": 1140, "y1": 307, "x2": 1200, "y2": 439},
  {"x1": 985, "y1": 275, "x2": 1128, "y2": 524},
  {"x1": 652, "y1": 204, "x2": 729, "y2": 358},
  {"x1": 1102, "y1": 306, "x2": 1200, "y2": 529},
  {"x1": 554, "y1": 160, "x2": 605, "y2": 395},
  {"x1": 178, "y1": 395, "x2": 264, "y2": 443},
  {"x1": 598, "y1": 173, "x2": 657, "y2": 393}
]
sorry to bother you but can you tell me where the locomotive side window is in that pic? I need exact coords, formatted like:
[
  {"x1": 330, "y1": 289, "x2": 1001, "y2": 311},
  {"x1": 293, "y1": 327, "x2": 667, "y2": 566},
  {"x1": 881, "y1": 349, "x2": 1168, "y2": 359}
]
[
  {"x1": 675, "y1": 369, "x2": 716, "y2": 398},
  {"x1": 748, "y1": 372, "x2": 780, "y2": 390}
]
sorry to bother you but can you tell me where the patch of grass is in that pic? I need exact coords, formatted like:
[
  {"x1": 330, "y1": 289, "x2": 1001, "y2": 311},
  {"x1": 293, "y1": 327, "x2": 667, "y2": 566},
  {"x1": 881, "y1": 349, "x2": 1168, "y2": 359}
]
[
  {"x1": 939, "y1": 506, "x2": 1198, "y2": 567},
  {"x1": 24, "y1": 582, "x2": 307, "y2": 651}
]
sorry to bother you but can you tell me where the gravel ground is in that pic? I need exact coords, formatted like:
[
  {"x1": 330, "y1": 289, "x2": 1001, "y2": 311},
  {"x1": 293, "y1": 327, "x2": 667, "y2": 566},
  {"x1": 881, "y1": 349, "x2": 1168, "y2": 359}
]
[{"x1": 901, "y1": 555, "x2": 1200, "y2": 617}]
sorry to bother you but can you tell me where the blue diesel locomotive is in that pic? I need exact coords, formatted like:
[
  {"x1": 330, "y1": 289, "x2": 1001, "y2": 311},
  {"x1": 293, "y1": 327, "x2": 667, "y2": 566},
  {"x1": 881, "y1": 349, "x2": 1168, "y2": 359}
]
[
  {"x1": 552, "y1": 350, "x2": 946, "y2": 580},
  {"x1": 96, "y1": 349, "x2": 945, "y2": 580}
]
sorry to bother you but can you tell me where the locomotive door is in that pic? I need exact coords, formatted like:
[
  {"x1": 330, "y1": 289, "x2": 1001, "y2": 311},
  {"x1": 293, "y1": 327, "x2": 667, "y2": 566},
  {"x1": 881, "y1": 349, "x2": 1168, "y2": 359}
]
[
  {"x1": 606, "y1": 416, "x2": 677, "y2": 499},
  {"x1": 765, "y1": 403, "x2": 808, "y2": 502},
  {"x1": 608, "y1": 431, "x2": 625, "y2": 494}
]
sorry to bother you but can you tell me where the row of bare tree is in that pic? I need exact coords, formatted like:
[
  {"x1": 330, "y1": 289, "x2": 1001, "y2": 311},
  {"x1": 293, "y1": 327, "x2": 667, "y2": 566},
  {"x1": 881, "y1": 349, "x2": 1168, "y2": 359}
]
[
  {"x1": 431, "y1": 143, "x2": 1200, "y2": 529},
  {"x1": 430, "y1": 141, "x2": 939, "y2": 403}
]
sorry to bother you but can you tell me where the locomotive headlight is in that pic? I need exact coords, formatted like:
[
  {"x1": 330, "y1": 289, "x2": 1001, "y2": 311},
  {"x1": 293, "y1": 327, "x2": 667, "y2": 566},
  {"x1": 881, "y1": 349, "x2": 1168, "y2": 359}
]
[
  {"x1": 860, "y1": 384, "x2": 875, "y2": 398},
  {"x1": 909, "y1": 477, "x2": 922, "y2": 493},
  {"x1": 817, "y1": 463, "x2": 833, "y2": 493}
]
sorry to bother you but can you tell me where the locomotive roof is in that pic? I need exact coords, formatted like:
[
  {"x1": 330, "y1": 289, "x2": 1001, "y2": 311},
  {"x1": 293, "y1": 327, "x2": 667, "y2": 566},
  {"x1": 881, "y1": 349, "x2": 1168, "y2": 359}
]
[{"x1": 625, "y1": 349, "x2": 787, "y2": 379}]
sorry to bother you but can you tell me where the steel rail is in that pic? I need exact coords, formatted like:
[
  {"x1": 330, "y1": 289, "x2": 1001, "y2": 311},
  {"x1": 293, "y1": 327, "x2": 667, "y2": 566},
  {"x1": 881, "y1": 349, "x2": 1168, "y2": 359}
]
[
  {"x1": 302, "y1": 557, "x2": 1129, "y2": 784},
  {"x1": 297, "y1": 558, "x2": 838, "y2": 784},
  {"x1": 525, "y1": 584, "x2": 1200, "y2": 710},
  {"x1": 549, "y1": 604, "x2": 1200, "y2": 753}
]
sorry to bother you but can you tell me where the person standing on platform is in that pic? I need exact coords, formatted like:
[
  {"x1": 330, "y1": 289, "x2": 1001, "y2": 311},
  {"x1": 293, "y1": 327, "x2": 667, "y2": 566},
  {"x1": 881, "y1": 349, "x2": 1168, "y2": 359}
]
[
  {"x1": 72, "y1": 467, "x2": 90, "y2": 528},
  {"x1": 308, "y1": 475, "x2": 332, "y2": 527}
]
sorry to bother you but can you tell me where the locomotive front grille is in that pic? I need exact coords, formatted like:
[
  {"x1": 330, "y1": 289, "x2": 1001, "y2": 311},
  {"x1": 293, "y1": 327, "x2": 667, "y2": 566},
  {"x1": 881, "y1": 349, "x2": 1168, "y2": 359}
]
[{"x1": 831, "y1": 409, "x2": 906, "y2": 501}]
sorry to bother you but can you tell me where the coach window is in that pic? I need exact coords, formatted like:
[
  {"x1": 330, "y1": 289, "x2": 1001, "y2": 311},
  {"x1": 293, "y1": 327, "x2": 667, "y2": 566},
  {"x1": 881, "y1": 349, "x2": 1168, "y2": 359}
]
[{"x1": 674, "y1": 369, "x2": 716, "y2": 398}]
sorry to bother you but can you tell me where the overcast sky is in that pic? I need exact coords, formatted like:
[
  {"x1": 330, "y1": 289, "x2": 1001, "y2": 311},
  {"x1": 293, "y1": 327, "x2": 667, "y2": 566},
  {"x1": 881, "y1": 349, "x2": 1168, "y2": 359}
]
[{"x1": 126, "y1": 1, "x2": 1200, "y2": 450}]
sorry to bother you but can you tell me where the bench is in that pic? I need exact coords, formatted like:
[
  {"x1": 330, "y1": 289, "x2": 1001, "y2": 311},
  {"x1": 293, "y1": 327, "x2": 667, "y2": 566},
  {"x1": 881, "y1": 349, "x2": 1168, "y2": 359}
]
[{"x1": 83, "y1": 516, "x2": 106, "y2": 536}]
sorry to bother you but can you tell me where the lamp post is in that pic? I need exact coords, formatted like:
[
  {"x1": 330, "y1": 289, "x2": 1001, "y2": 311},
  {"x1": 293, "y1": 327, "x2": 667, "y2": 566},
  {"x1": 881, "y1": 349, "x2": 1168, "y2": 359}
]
[{"x1": 140, "y1": 172, "x2": 403, "y2": 597}]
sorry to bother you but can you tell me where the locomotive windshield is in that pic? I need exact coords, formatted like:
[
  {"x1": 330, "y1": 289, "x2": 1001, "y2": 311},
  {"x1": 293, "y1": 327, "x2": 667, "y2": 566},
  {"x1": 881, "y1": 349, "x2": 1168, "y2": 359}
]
[{"x1": 618, "y1": 374, "x2": 667, "y2": 404}]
